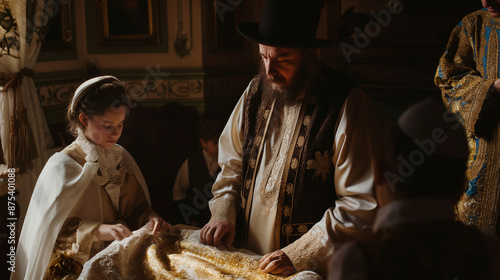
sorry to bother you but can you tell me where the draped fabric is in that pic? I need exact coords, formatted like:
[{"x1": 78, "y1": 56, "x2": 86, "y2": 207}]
[
  {"x1": 79, "y1": 225, "x2": 323, "y2": 280},
  {"x1": 0, "y1": 0, "x2": 55, "y2": 227}
]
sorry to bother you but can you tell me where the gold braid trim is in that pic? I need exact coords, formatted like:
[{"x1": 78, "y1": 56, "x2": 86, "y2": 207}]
[
  {"x1": 0, "y1": 68, "x2": 38, "y2": 174},
  {"x1": 476, "y1": 131, "x2": 500, "y2": 234}
]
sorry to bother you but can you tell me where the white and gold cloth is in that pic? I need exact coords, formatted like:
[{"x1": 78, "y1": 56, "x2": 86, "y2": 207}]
[{"x1": 78, "y1": 225, "x2": 322, "y2": 280}]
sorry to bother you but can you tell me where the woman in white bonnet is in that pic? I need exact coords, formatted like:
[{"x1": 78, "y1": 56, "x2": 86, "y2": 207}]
[{"x1": 11, "y1": 76, "x2": 172, "y2": 280}]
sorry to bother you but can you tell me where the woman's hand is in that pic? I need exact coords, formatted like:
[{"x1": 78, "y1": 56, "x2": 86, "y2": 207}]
[
  {"x1": 146, "y1": 214, "x2": 173, "y2": 235},
  {"x1": 95, "y1": 224, "x2": 132, "y2": 241}
]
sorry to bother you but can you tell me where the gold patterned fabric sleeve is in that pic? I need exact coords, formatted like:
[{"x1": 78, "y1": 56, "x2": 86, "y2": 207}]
[
  {"x1": 208, "y1": 85, "x2": 250, "y2": 224},
  {"x1": 282, "y1": 89, "x2": 378, "y2": 276},
  {"x1": 434, "y1": 12, "x2": 497, "y2": 137}
]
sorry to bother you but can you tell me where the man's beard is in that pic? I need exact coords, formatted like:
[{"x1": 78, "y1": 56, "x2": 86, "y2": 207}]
[{"x1": 259, "y1": 61, "x2": 310, "y2": 107}]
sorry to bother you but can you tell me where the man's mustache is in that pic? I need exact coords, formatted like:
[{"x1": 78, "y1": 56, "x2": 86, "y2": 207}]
[{"x1": 267, "y1": 75, "x2": 285, "y2": 84}]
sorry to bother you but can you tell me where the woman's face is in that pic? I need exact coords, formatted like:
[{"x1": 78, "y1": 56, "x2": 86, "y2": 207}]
[{"x1": 79, "y1": 106, "x2": 127, "y2": 150}]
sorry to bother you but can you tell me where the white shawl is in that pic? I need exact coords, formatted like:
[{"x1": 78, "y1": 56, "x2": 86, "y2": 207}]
[{"x1": 10, "y1": 141, "x2": 149, "y2": 280}]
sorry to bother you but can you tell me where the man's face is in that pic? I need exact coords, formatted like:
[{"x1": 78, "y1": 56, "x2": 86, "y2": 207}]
[
  {"x1": 482, "y1": 0, "x2": 500, "y2": 17},
  {"x1": 259, "y1": 44, "x2": 306, "y2": 94}
]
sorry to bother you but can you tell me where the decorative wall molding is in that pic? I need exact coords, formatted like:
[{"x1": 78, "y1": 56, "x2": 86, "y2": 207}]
[
  {"x1": 35, "y1": 68, "x2": 207, "y2": 124},
  {"x1": 37, "y1": 79, "x2": 204, "y2": 106},
  {"x1": 38, "y1": 84, "x2": 76, "y2": 107}
]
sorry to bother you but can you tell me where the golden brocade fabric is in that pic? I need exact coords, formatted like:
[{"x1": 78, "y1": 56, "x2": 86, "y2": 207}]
[
  {"x1": 435, "y1": 9, "x2": 500, "y2": 234},
  {"x1": 78, "y1": 225, "x2": 322, "y2": 280}
]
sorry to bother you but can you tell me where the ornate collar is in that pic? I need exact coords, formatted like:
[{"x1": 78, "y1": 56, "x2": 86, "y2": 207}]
[{"x1": 75, "y1": 129, "x2": 123, "y2": 180}]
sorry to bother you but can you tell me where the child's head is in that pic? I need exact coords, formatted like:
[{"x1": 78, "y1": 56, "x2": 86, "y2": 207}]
[
  {"x1": 198, "y1": 119, "x2": 224, "y2": 158},
  {"x1": 67, "y1": 76, "x2": 132, "y2": 150}
]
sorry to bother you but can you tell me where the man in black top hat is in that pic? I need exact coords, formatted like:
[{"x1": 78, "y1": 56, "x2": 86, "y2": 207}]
[{"x1": 200, "y1": 0, "x2": 379, "y2": 276}]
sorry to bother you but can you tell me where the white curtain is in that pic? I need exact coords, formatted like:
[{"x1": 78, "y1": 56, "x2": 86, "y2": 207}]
[{"x1": 0, "y1": 0, "x2": 55, "y2": 228}]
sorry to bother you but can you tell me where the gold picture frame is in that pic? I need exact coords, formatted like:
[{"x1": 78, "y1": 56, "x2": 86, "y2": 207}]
[
  {"x1": 41, "y1": 1, "x2": 74, "y2": 52},
  {"x1": 202, "y1": 0, "x2": 245, "y2": 54},
  {"x1": 95, "y1": 0, "x2": 160, "y2": 46},
  {"x1": 38, "y1": 1, "x2": 76, "y2": 61}
]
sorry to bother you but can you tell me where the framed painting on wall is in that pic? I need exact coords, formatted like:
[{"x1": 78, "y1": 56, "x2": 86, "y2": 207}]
[
  {"x1": 95, "y1": 0, "x2": 160, "y2": 46},
  {"x1": 38, "y1": 1, "x2": 76, "y2": 61},
  {"x1": 204, "y1": 0, "x2": 245, "y2": 53}
]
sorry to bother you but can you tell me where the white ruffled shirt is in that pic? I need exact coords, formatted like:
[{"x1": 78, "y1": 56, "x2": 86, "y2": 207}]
[{"x1": 75, "y1": 129, "x2": 124, "y2": 210}]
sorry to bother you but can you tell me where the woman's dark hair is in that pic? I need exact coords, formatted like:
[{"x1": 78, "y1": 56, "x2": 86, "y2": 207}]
[{"x1": 66, "y1": 81, "x2": 131, "y2": 136}]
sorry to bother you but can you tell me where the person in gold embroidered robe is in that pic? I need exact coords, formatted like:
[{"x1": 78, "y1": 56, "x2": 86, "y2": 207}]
[
  {"x1": 199, "y1": 0, "x2": 379, "y2": 277},
  {"x1": 11, "y1": 76, "x2": 172, "y2": 280},
  {"x1": 435, "y1": 2, "x2": 500, "y2": 235}
]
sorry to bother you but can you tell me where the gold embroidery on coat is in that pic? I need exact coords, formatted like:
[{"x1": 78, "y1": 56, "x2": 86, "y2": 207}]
[
  {"x1": 297, "y1": 136, "x2": 305, "y2": 147},
  {"x1": 303, "y1": 115, "x2": 311, "y2": 126},
  {"x1": 306, "y1": 151, "x2": 332, "y2": 182},
  {"x1": 291, "y1": 158, "x2": 298, "y2": 170},
  {"x1": 297, "y1": 225, "x2": 308, "y2": 234},
  {"x1": 259, "y1": 104, "x2": 301, "y2": 216},
  {"x1": 250, "y1": 158, "x2": 256, "y2": 169},
  {"x1": 286, "y1": 184, "x2": 294, "y2": 196},
  {"x1": 283, "y1": 206, "x2": 291, "y2": 217},
  {"x1": 255, "y1": 136, "x2": 262, "y2": 147}
]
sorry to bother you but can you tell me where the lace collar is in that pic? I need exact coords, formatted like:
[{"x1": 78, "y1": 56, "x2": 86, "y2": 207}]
[{"x1": 75, "y1": 129, "x2": 123, "y2": 179}]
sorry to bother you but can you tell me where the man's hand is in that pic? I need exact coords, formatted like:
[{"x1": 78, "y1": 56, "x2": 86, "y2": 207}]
[
  {"x1": 95, "y1": 224, "x2": 133, "y2": 241},
  {"x1": 146, "y1": 214, "x2": 173, "y2": 235},
  {"x1": 259, "y1": 250, "x2": 296, "y2": 276},
  {"x1": 200, "y1": 220, "x2": 235, "y2": 247}
]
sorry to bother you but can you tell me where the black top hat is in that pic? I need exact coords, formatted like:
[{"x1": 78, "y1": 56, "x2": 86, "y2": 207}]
[{"x1": 238, "y1": 0, "x2": 331, "y2": 48}]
